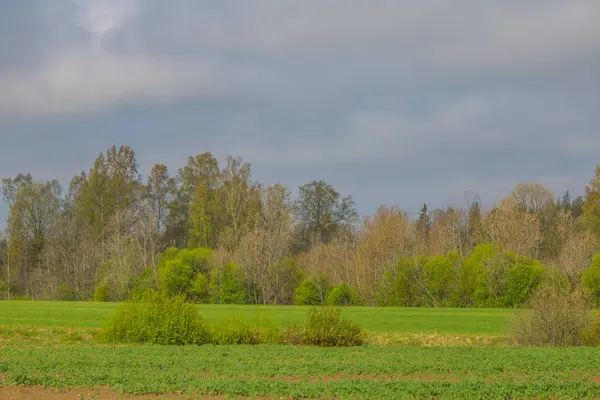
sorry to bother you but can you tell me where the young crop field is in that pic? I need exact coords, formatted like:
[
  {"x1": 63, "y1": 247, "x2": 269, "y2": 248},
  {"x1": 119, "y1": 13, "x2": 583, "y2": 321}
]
[{"x1": 1, "y1": 301, "x2": 599, "y2": 399}]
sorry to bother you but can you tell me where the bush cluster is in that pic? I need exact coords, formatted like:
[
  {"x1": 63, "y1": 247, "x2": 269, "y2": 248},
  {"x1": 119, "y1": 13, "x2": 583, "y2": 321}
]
[
  {"x1": 99, "y1": 290, "x2": 210, "y2": 345},
  {"x1": 378, "y1": 245, "x2": 544, "y2": 308},
  {"x1": 282, "y1": 307, "x2": 363, "y2": 347},
  {"x1": 100, "y1": 290, "x2": 363, "y2": 347},
  {"x1": 510, "y1": 283, "x2": 600, "y2": 347}
]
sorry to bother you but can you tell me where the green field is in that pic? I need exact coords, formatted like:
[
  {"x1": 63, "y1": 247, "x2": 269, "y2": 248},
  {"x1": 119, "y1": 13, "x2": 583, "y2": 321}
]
[
  {"x1": 0, "y1": 301, "x2": 512, "y2": 334},
  {"x1": 1, "y1": 301, "x2": 599, "y2": 399}
]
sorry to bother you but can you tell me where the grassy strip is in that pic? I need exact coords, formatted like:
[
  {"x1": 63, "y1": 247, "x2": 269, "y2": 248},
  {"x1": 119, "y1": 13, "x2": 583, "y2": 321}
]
[{"x1": 0, "y1": 325, "x2": 509, "y2": 347}]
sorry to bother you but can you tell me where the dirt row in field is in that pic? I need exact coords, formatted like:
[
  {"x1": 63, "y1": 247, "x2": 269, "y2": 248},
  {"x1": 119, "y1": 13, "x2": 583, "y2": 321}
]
[{"x1": 0, "y1": 385, "x2": 290, "y2": 400}]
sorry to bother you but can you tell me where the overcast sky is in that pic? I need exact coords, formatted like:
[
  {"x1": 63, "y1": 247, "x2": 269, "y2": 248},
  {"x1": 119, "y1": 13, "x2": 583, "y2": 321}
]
[{"x1": 1, "y1": 1, "x2": 600, "y2": 229}]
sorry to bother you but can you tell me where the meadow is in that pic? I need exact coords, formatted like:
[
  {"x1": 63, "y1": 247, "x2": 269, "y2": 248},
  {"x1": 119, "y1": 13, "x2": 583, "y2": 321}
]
[{"x1": 1, "y1": 301, "x2": 600, "y2": 399}]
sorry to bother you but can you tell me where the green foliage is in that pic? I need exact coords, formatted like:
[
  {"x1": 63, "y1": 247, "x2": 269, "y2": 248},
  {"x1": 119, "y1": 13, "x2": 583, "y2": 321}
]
[
  {"x1": 0, "y1": 279, "x2": 6, "y2": 298},
  {"x1": 376, "y1": 259, "x2": 415, "y2": 306},
  {"x1": 189, "y1": 272, "x2": 210, "y2": 303},
  {"x1": 157, "y1": 247, "x2": 214, "y2": 298},
  {"x1": 503, "y1": 261, "x2": 544, "y2": 307},
  {"x1": 130, "y1": 267, "x2": 158, "y2": 294},
  {"x1": 419, "y1": 255, "x2": 456, "y2": 307},
  {"x1": 295, "y1": 306, "x2": 364, "y2": 347},
  {"x1": 159, "y1": 258, "x2": 193, "y2": 296},
  {"x1": 208, "y1": 263, "x2": 248, "y2": 304},
  {"x1": 582, "y1": 254, "x2": 600, "y2": 307},
  {"x1": 7, "y1": 344, "x2": 600, "y2": 398},
  {"x1": 209, "y1": 315, "x2": 261, "y2": 344},
  {"x1": 99, "y1": 289, "x2": 210, "y2": 345},
  {"x1": 327, "y1": 283, "x2": 360, "y2": 306},
  {"x1": 293, "y1": 278, "x2": 323, "y2": 305},
  {"x1": 93, "y1": 282, "x2": 109, "y2": 302},
  {"x1": 56, "y1": 283, "x2": 75, "y2": 301}
]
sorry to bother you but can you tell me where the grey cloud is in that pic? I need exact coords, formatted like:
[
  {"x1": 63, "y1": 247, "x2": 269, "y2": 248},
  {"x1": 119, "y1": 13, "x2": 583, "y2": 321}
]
[{"x1": 1, "y1": 0, "x2": 600, "y2": 224}]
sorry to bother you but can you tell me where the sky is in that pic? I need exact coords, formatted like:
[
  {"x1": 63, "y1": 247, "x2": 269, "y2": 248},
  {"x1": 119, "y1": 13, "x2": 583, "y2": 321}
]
[{"x1": 1, "y1": 1, "x2": 600, "y2": 229}]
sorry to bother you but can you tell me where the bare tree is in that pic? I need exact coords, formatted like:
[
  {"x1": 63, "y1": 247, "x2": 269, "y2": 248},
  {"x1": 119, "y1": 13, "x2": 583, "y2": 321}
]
[
  {"x1": 353, "y1": 205, "x2": 416, "y2": 303},
  {"x1": 481, "y1": 197, "x2": 541, "y2": 258}
]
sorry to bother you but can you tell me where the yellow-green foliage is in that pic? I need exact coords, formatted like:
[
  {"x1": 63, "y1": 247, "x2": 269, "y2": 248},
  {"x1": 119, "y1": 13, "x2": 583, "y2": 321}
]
[
  {"x1": 283, "y1": 306, "x2": 363, "y2": 347},
  {"x1": 582, "y1": 254, "x2": 600, "y2": 307},
  {"x1": 209, "y1": 315, "x2": 261, "y2": 344},
  {"x1": 99, "y1": 289, "x2": 210, "y2": 345}
]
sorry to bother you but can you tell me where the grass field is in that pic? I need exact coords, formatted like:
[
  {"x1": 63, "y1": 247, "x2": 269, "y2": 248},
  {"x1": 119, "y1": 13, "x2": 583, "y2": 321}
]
[
  {"x1": 0, "y1": 301, "x2": 512, "y2": 334},
  {"x1": 1, "y1": 301, "x2": 599, "y2": 399}
]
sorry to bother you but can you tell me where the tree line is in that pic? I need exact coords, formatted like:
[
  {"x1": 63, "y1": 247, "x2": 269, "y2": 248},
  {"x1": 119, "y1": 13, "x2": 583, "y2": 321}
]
[{"x1": 2, "y1": 144, "x2": 600, "y2": 306}]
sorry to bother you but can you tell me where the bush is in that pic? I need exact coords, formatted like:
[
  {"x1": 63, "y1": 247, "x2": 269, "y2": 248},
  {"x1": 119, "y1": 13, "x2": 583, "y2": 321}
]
[
  {"x1": 208, "y1": 263, "x2": 248, "y2": 304},
  {"x1": 510, "y1": 284, "x2": 592, "y2": 346},
  {"x1": 189, "y1": 272, "x2": 209, "y2": 303},
  {"x1": 327, "y1": 283, "x2": 360, "y2": 306},
  {"x1": 294, "y1": 278, "x2": 323, "y2": 305},
  {"x1": 502, "y1": 262, "x2": 544, "y2": 307},
  {"x1": 99, "y1": 289, "x2": 210, "y2": 345},
  {"x1": 131, "y1": 267, "x2": 158, "y2": 294},
  {"x1": 209, "y1": 316, "x2": 261, "y2": 345},
  {"x1": 57, "y1": 283, "x2": 75, "y2": 301},
  {"x1": 159, "y1": 259, "x2": 193, "y2": 297},
  {"x1": 283, "y1": 306, "x2": 363, "y2": 347},
  {"x1": 582, "y1": 254, "x2": 600, "y2": 307},
  {"x1": 93, "y1": 282, "x2": 109, "y2": 302}
]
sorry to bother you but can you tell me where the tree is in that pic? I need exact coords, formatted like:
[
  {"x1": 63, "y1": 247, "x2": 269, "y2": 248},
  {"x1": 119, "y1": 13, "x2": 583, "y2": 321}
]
[
  {"x1": 167, "y1": 153, "x2": 221, "y2": 247},
  {"x1": 417, "y1": 203, "x2": 431, "y2": 243},
  {"x1": 3, "y1": 178, "x2": 62, "y2": 298},
  {"x1": 353, "y1": 205, "x2": 416, "y2": 303},
  {"x1": 295, "y1": 180, "x2": 357, "y2": 250},
  {"x1": 481, "y1": 197, "x2": 541, "y2": 258},
  {"x1": 218, "y1": 156, "x2": 260, "y2": 251},
  {"x1": 511, "y1": 183, "x2": 555, "y2": 215},
  {"x1": 583, "y1": 165, "x2": 600, "y2": 234},
  {"x1": 147, "y1": 163, "x2": 174, "y2": 234},
  {"x1": 234, "y1": 184, "x2": 295, "y2": 304}
]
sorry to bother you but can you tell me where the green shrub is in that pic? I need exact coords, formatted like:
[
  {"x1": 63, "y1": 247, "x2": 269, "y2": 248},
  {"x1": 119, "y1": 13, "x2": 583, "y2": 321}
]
[
  {"x1": 376, "y1": 259, "x2": 416, "y2": 306},
  {"x1": 327, "y1": 283, "x2": 360, "y2": 306},
  {"x1": 56, "y1": 283, "x2": 75, "y2": 301},
  {"x1": 256, "y1": 315, "x2": 281, "y2": 344},
  {"x1": 0, "y1": 280, "x2": 7, "y2": 298},
  {"x1": 582, "y1": 254, "x2": 600, "y2": 307},
  {"x1": 208, "y1": 263, "x2": 248, "y2": 304},
  {"x1": 131, "y1": 267, "x2": 158, "y2": 294},
  {"x1": 294, "y1": 278, "x2": 323, "y2": 305},
  {"x1": 159, "y1": 259, "x2": 193, "y2": 296},
  {"x1": 93, "y1": 282, "x2": 109, "y2": 302},
  {"x1": 283, "y1": 306, "x2": 363, "y2": 347},
  {"x1": 99, "y1": 289, "x2": 210, "y2": 345},
  {"x1": 209, "y1": 316, "x2": 261, "y2": 345},
  {"x1": 13, "y1": 296, "x2": 30, "y2": 301},
  {"x1": 189, "y1": 272, "x2": 209, "y2": 303},
  {"x1": 502, "y1": 262, "x2": 544, "y2": 307}
]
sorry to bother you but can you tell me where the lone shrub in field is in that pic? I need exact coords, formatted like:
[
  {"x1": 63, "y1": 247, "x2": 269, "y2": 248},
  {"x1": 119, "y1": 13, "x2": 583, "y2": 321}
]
[
  {"x1": 510, "y1": 284, "x2": 592, "y2": 346},
  {"x1": 100, "y1": 289, "x2": 209, "y2": 345},
  {"x1": 283, "y1": 306, "x2": 363, "y2": 347}
]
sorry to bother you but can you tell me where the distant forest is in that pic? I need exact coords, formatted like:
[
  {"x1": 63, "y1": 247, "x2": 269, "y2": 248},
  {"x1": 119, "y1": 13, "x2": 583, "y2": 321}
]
[{"x1": 2, "y1": 144, "x2": 600, "y2": 307}]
